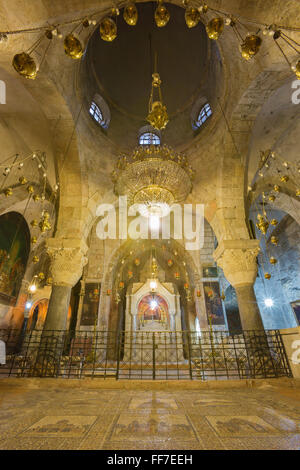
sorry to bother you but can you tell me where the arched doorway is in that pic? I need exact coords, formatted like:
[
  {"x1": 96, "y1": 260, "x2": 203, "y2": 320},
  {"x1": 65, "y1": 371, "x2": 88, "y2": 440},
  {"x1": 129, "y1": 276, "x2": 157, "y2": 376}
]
[
  {"x1": 137, "y1": 294, "x2": 170, "y2": 330},
  {"x1": 27, "y1": 299, "x2": 72, "y2": 330}
]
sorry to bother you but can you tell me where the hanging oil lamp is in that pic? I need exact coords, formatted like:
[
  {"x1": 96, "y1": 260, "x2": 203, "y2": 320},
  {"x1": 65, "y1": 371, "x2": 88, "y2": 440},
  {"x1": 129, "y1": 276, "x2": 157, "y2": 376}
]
[
  {"x1": 147, "y1": 72, "x2": 169, "y2": 130},
  {"x1": 269, "y1": 257, "x2": 277, "y2": 265},
  {"x1": 240, "y1": 35, "x2": 262, "y2": 60},
  {"x1": 64, "y1": 34, "x2": 84, "y2": 59},
  {"x1": 185, "y1": 7, "x2": 200, "y2": 29},
  {"x1": 12, "y1": 52, "x2": 38, "y2": 80},
  {"x1": 123, "y1": 2, "x2": 138, "y2": 26},
  {"x1": 4, "y1": 188, "x2": 12, "y2": 197},
  {"x1": 270, "y1": 236, "x2": 278, "y2": 245},
  {"x1": 264, "y1": 273, "x2": 271, "y2": 280},
  {"x1": 100, "y1": 16, "x2": 117, "y2": 41},
  {"x1": 256, "y1": 214, "x2": 269, "y2": 235},
  {"x1": 206, "y1": 17, "x2": 224, "y2": 40},
  {"x1": 154, "y1": 1, "x2": 170, "y2": 28}
]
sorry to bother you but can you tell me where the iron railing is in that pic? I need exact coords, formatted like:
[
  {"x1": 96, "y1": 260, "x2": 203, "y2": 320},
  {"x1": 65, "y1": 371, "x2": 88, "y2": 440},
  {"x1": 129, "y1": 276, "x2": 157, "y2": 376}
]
[{"x1": 0, "y1": 329, "x2": 292, "y2": 380}]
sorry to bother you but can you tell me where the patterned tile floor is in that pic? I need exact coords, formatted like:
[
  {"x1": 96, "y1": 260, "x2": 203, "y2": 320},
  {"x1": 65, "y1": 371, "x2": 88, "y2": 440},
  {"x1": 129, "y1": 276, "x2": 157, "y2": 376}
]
[{"x1": 0, "y1": 379, "x2": 299, "y2": 450}]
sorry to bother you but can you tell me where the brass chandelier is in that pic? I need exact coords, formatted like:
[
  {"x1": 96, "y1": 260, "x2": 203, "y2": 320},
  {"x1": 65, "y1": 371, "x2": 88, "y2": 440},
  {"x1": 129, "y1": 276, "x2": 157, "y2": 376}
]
[{"x1": 111, "y1": 145, "x2": 194, "y2": 218}]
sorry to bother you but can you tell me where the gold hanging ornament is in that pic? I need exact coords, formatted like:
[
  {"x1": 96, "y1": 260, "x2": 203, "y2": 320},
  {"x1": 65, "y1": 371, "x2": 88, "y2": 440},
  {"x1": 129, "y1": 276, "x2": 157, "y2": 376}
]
[
  {"x1": 154, "y1": 1, "x2": 170, "y2": 28},
  {"x1": 269, "y1": 257, "x2": 278, "y2": 265},
  {"x1": 270, "y1": 236, "x2": 278, "y2": 245},
  {"x1": 64, "y1": 34, "x2": 83, "y2": 59},
  {"x1": 264, "y1": 273, "x2": 271, "y2": 280},
  {"x1": 270, "y1": 219, "x2": 278, "y2": 226},
  {"x1": 274, "y1": 185, "x2": 280, "y2": 192},
  {"x1": 206, "y1": 17, "x2": 224, "y2": 40},
  {"x1": 240, "y1": 35, "x2": 262, "y2": 60},
  {"x1": 185, "y1": 7, "x2": 200, "y2": 29},
  {"x1": 256, "y1": 214, "x2": 269, "y2": 235},
  {"x1": 294, "y1": 60, "x2": 300, "y2": 79},
  {"x1": 147, "y1": 72, "x2": 169, "y2": 130},
  {"x1": 100, "y1": 17, "x2": 117, "y2": 41},
  {"x1": 280, "y1": 175, "x2": 289, "y2": 183},
  {"x1": 123, "y1": 2, "x2": 138, "y2": 26},
  {"x1": 19, "y1": 176, "x2": 27, "y2": 185},
  {"x1": 269, "y1": 195, "x2": 276, "y2": 202},
  {"x1": 4, "y1": 188, "x2": 12, "y2": 197},
  {"x1": 39, "y1": 211, "x2": 52, "y2": 233},
  {"x1": 12, "y1": 52, "x2": 38, "y2": 80}
]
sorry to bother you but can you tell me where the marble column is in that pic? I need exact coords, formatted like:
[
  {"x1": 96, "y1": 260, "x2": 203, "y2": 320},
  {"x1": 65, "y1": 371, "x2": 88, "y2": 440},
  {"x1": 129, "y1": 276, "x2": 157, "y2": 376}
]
[
  {"x1": 214, "y1": 239, "x2": 263, "y2": 331},
  {"x1": 43, "y1": 238, "x2": 88, "y2": 332}
]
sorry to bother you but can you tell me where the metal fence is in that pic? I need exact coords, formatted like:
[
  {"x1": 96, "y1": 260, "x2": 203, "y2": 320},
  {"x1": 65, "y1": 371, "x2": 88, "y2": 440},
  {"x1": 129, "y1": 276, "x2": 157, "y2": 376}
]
[{"x1": 0, "y1": 328, "x2": 292, "y2": 380}]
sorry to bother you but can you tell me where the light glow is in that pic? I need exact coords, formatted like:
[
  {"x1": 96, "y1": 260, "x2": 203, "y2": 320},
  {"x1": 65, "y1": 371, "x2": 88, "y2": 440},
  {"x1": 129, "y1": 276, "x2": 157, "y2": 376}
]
[
  {"x1": 150, "y1": 280, "x2": 157, "y2": 291},
  {"x1": 28, "y1": 284, "x2": 37, "y2": 293},
  {"x1": 149, "y1": 214, "x2": 160, "y2": 231},
  {"x1": 264, "y1": 298, "x2": 274, "y2": 307},
  {"x1": 26, "y1": 302, "x2": 32, "y2": 309},
  {"x1": 150, "y1": 300, "x2": 158, "y2": 310}
]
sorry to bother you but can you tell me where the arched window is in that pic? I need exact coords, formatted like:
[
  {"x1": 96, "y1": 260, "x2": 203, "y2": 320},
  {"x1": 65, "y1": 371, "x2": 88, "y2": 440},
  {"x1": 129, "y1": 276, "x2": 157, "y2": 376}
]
[
  {"x1": 89, "y1": 101, "x2": 106, "y2": 127},
  {"x1": 139, "y1": 132, "x2": 160, "y2": 146},
  {"x1": 194, "y1": 103, "x2": 212, "y2": 128}
]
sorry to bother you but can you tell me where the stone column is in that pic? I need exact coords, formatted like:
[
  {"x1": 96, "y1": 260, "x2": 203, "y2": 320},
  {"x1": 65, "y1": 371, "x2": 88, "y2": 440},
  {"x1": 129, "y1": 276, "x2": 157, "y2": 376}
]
[
  {"x1": 76, "y1": 280, "x2": 86, "y2": 330},
  {"x1": 214, "y1": 240, "x2": 263, "y2": 331},
  {"x1": 43, "y1": 238, "x2": 88, "y2": 332}
]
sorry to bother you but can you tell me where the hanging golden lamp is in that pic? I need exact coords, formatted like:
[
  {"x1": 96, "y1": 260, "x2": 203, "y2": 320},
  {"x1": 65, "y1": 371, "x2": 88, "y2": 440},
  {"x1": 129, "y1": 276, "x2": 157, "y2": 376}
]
[
  {"x1": 12, "y1": 52, "x2": 38, "y2": 80},
  {"x1": 100, "y1": 16, "x2": 117, "y2": 41},
  {"x1": 185, "y1": 7, "x2": 200, "y2": 29},
  {"x1": 264, "y1": 272, "x2": 271, "y2": 280},
  {"x1": 123, "y1": 2, "x2": 138, "y2": 26},
  {"x1": 155, "y1": 1, "x2": 170, "y2": 28},
  {"x1": 274, "y1": 185, "x2": 280, "y2": 192},
  {"x1": 294, "y1": 60, "x2": 300, "y2": 79},
  {"x1": 270, "y1": 236, "x2": 278, "y2": 245},
  {"x1": 280, "y1": 175, "x2": 289, "y2": 183},
  {"x1": 269, "y1": 195, "x2": 276, "y2": 202},
  {"x1": 64, "y1": 34, "x2": 84, "y2": 59},
  {"x1": 147, "y1": 72, "x2": 169, "y2": 130},
  {"x1": 270, "y1": 219, "x2": 278, "y2": 226},
  {"x1": 269, "y1": 257, "x2": 278, "y2": 265},
  {"x1": 240, "y1": 35, "x2": 262, "y2": 60},
  {"x1": 256, "y1": 214, "x2": 269, "y2": 235},
  {"x1": 4, "y1": 188, "x2": 12, "y2": 197},
  {"x1": 206, "y1": 17, "x2": 224, "y2": 40},
  {"x1": 19, "y1": 176, "x2": 27, "y2": 185}
]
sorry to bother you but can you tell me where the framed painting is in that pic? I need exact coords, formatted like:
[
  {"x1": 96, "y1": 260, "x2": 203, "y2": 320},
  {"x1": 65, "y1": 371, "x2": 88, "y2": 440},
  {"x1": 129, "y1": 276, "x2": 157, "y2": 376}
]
[{"x1": 203, "y1": 281, "x2": 226, "y2": 326}]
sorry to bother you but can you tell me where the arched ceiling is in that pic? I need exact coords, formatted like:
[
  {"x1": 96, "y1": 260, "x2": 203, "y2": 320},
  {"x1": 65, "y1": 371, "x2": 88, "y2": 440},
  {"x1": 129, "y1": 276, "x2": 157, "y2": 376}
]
[{"x1": 81, "y1": 2, "x2": 222, "y2": 149}]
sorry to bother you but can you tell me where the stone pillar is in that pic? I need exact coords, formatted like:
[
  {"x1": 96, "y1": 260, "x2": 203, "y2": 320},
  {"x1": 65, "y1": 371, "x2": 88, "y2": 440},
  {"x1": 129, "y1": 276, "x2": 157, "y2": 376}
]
[
  {"x1": 214, "y1": 240, "x2": 263, "y2": 331},
  {"x1": 76, "y1": 280, "x2": 85, "y2": 330},
  {"x1": 43, "y1": 238, "x2": 88, "y2": 332}
]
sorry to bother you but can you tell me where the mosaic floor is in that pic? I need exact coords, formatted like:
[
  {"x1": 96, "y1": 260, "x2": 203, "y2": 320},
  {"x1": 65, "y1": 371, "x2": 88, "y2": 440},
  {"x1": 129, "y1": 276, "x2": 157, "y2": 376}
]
[{"x1": 0, "y1": 379, "x2": 299, "y2": 450}]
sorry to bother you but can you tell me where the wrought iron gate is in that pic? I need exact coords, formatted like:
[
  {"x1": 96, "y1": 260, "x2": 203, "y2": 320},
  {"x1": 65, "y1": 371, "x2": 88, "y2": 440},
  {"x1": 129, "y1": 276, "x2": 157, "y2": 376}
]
[{"x1": 0, "y1": 329, "x2": 292, "y2": 380}]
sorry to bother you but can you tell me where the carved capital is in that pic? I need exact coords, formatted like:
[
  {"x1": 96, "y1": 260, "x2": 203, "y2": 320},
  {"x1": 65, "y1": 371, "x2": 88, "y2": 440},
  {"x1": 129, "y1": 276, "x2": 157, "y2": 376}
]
[
  {"x1": 46, "y1": 238, "x2": 88, "y2": 287},
  {"x1": 214, "y1": 239, "x2": 260, "y2": 287}
]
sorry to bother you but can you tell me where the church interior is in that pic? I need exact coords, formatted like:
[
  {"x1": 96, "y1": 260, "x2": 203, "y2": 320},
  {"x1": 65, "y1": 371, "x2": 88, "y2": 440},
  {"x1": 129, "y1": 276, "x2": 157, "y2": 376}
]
[{"x1": 0, "y1": 0, "x2": 299, "y2": 452}]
